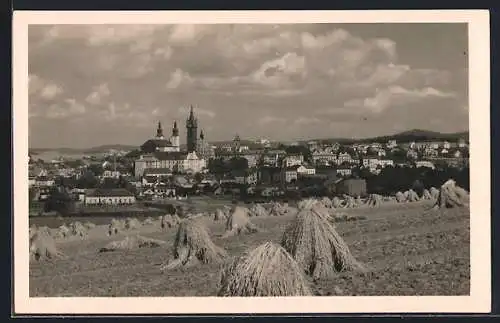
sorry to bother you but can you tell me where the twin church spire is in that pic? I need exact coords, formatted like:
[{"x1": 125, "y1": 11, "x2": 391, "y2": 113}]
[{"x1": 154, "y1": 105, "x2": 205, "y2": 153}]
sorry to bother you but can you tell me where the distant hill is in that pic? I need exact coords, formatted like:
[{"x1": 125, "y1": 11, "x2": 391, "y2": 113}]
[
  {"x1": 29, "y1": 144, "x2": 139, "y2": 156},
  {"x1": 306, "y1": 129, "x2": 469, "y2": 145},
  {"x1": 29, "y1": 129, "x2": 469, "y2": 155}
]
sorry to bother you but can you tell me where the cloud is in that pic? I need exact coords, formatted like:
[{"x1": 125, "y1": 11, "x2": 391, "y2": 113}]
[
  {"x1": 85, "y1": 83, "x2": 111, "y2": 105},
  {"x1": 293, "y1": 117, "x2": 322, "y2": 126},
  {"x1": 28, "y1": 24, "x2": 468, "y2": 147},
  {"x1": 45, "y1": 98, "x2": 86, "y2": 119},
  {"x1": 168, "y1": 25, "x2": 211, "y2": 44},
  {"x1": 345, "y1": 86, "x2": 457, "y2": 113},
  {"x1": 252, "y1": 52, "x2": 306, "y2": 88},
  {"x1": 166, "y1": 68, "x2": 194, "y2": 89},
  {"x1": 29, "y1": 74, "x2": 63, "y2": 100},
  {"x1": 258, "y1": 116, "x2": 287, "y2": 125},
  {"x1": 178, "y1": 106, "x2": 216, "y2": 118}
]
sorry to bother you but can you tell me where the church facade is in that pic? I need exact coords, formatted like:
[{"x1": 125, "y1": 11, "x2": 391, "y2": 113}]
[{"x1": 134, "y1": 106, "x2": 207, "y2": 178}]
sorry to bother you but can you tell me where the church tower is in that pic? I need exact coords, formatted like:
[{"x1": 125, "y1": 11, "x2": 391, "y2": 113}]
[
  {"x1": 155, "y1": 121, "x2": 164, "y2": 139},
  {"x1": 171, "y1": 120, "x2": 180, "y2": 151},
  {"x1": 186, "y1": 105, "x2": 198, "y2": 153}
]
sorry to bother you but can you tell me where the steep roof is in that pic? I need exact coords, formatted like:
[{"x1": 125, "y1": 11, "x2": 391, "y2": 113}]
[
  {"x1": 141, "y1": 139, "x2": 173, "y2": 147},
  {"x1": 143, "y1": 168, "x2": 173, "y2": 175},
  {"x1": 154, "y1": 151, "x2": 187, "y2": 160},
  {"x1": 86, "y1": 188, "x2": 134, "y2": 197}
]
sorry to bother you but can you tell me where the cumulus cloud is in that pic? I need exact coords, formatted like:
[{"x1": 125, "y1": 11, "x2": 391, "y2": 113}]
[
  {"x1": 345, "y1": 85, "x2": 457, "y2": 113},
  {"x1": 85, "y1": 83, "x2": 111, "y2": 105},
  {"x1": 29, "y1": 74, "x2": 63, "y2": 100},
  {"x1": 28, "y1": 24, "x2": 468, "y2": 147},
  {"x1": 45, "y1": 98, "x2": 86, "y2": 119},
  {"x1": 166, "y1": 68, "x2": 194, "y2": 89}
]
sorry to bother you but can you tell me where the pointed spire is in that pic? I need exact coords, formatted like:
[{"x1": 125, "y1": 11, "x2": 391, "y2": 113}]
[
  {"x1": 156, "y1": 121, "x2": 163, "y2": 138},
  {"x1": 172, "y1": 120, "x2": 179, "y2": 136}
]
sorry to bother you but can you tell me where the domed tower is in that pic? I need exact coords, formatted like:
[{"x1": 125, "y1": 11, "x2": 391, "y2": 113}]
[
  {"x1": 186, "y1": 105, "x2": 198, "y2": 153},
  {"x1": 171, "y1": 120, "x2": 180, "y2": 151}
]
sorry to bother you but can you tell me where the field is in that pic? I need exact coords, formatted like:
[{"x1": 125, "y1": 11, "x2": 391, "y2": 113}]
[{"x1": 29, "y1": 200, "x2": 470, "y2": 297}]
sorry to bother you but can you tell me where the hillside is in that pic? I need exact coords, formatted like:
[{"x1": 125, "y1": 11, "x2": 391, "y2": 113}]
[{"x1": 313, "y1": 129, "x2": 469, "y2": 145}]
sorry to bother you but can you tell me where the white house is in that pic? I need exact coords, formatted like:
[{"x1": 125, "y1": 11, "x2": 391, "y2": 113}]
[
  {"x1": 296, "y1": 165, "x2": 316, "y2": 175},
  {"x1": 84, "y1": 188, "x2": 136, "y2": 205},
  {"x1": 282, "y1": 155, "x2": 304, "y2": 167}
]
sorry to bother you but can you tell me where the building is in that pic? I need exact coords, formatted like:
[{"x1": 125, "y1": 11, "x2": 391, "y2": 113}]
[
  {"x1": 102, "y1": 170, "x2": 121, "y2": 178},
  {"x1": 312, "y1": 150, "x2": 337, "y2": 165},
  {"x1": 186, "y1": 105, "x2": 198, "y2": 153},
  {"x1": 282, "y1": 155, "x2": 304, "y2": 167},
  {"x1": 196, "y1": 130, "x2": 215, "y2": 160},
  {"x1": 140, "y1": 121, "x2": 180, "y2": 153},
  {"x1": 84, "y1": 188, "x2": 136, "y2": 205},
  {"x1": 280, "y1": 166, "x2": 299, "y2": 184},
  {"x1": 134, "y1": 151, "x2": 206, "y2": 178},
  {"x1": 415, "y1": 161, "x2": 436, "y2": 169},
  {"x1": 135, "y1": 107, "x2": 206, "y2": 177},
  {"x1": 296, "y1": 165, "x2": 316, "y2": 176}
]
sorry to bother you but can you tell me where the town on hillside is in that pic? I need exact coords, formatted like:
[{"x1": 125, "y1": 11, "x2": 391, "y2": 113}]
[{"x1": 28, "y1": 106, "x2": 470, "y2": 217}]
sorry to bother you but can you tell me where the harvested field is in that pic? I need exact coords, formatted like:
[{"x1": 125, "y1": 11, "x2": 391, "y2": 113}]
[{"x1": 29, "y1": 200, "x2": 470, "y2": 297}]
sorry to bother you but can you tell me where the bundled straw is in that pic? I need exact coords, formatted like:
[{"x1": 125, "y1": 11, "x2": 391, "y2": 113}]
[
  {"x1": 366, "y1": 194, "x2": 383, "y2": 207},
  {"x1": 430, "y1": 187, "x2": 440, "y2": 199},
  {"x1": 99, "y1": 235, "x2": 167, "y2": 252},
  {"x1": 395, "y1": 191, "x2": 406, "y2": 203},
  {"x1": 83, "y1": 221, "x2": 96, "y2": 229},
  {"x1": 249, "y1": 203, "x2": 268, "y2": 217},
  {"x1": 70, "y1": 221, "x2": 88, "y2": 238},
  {"x1": 30, "y1": 230, "x2": 65, "y2": 262},
  {"x1": 108, "y1": 218, "x2": 125, "y2": 236},
  {"x1": 343, "y1": 195, "x2": 356, "y2": 208},
  {"x1": 422, "y1": 189, "x2": 432, "y2": 200},
  {"x1": 433, "y1": 179, "x2": 470, "y2": 209},
  {"x1": 321, "y1": 197, "x2": 333, "y2": 208},
  {"x1": 56, "y1": 224, "x2": 70, "y2": 239},
  {"x1": 142, "y1": 217, "x2": 155, "y2": 225},
  {"x1": 281, "y1": 199, "x2": 364, "y2": 280},
  {"x1": 124, "y1": 217, "x2": 142, "y2": 230},
  {"x1": 406, "y1": 189, "x2": 420, "y2": 202},
  {"x1": 214, "y1": 208, "x2": 228, "y2": 222},
  {"x1": 161, "y1": 218, "x2": 227, "y2": 270},
  {"x1": 217, "y1": 242, "x2": 312, "y2": 296},
  {"x1": 221, "y1": 206, "x2": 259, "y2": 238},
  {"x1": 160, "y1": 214, "x2": 181, "y2": 229},
  {"x1": 332, "y1": 197, "x2": 342, "y2": 208}
]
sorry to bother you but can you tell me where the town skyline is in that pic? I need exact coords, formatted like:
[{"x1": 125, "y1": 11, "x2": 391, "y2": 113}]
[{"x1": 29, "y1": 23, "x2": 468, "y2": 149}]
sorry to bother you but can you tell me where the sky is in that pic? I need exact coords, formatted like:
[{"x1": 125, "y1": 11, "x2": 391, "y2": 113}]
[{"x1": 28, "y1": 23, "x2": 469, "y2": 148}]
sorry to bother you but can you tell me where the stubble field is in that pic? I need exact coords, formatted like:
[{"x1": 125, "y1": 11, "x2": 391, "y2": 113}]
[{"x1": 29, "y1": 200, "x2": 470, "y2": 297}]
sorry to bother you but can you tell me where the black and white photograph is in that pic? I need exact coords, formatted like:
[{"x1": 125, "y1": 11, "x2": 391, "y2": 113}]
[{"x1": 14, "y1": 10, "x2": 490, "y2": 314}]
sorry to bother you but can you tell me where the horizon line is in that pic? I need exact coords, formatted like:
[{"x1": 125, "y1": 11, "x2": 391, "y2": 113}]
[{"x1": 28, "y1": 128, "x2": 469, "y2": 151}]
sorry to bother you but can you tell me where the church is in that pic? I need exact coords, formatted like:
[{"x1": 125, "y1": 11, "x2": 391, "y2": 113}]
[{"x1": 134, "y1": 106, "x2": 208, "y2": 178}]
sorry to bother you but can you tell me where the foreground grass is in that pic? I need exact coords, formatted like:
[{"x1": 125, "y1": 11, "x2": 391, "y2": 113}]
[{"x1": 29, "y1": 202, "x2": 469, "y2": 296}]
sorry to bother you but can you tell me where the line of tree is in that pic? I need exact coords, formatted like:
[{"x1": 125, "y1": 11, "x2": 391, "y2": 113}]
[{"x1": 357, "y1": 165, "x2": 469, "y2": 196}]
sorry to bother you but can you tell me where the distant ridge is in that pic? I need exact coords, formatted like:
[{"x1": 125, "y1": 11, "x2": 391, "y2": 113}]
[
  {"x1": 309, "y1": 129, "x2": 469, "y2": 145},
  {"x1": 29, "y1": 129, "x2": 469, "y2": 154}
]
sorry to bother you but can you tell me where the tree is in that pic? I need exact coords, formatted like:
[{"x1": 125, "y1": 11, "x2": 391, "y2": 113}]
[
  {"x1": 77, "y1": 171, "x2": 99, "y2": 189},
  {"x1": 44, "y1": 187, "x2": 75, "y2": 214},
  {"x1": 228, "y1": 157, "x2": 249, "y2": 171},
  {"x1": 208, "y1": 158, "x2": 227, "y2": 176},
  {"x1": 194, "y1": 173, "x2": 204, "y2": 183},
  {"x1": 88, "y1": 164, "x2": 104, "y2": 177}
]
